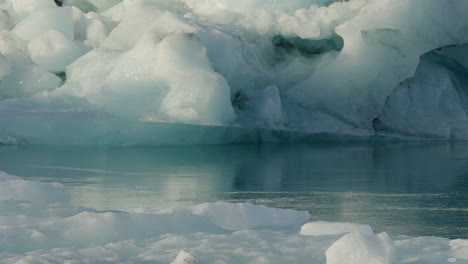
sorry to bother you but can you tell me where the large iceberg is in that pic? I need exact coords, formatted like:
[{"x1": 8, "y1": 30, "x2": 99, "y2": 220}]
[
  {"x1": 0, "y1": 0, "x2": 468, "y2": 145},
  {"x1": 0, "y1": 171, "x2": 467, "y2": 263}
]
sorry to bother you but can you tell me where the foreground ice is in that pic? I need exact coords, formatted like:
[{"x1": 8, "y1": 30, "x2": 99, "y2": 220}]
[
  {"x1": 0, "y1": 171, "x2": 467, "y2": 264},
  {"x1": 0, "y1": 0, "x2": 468, "y2": 145}
]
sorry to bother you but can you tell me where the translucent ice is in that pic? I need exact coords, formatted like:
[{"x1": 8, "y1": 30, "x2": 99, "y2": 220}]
[
  {"x1": 300, "y1": 221, "x2": 374, "y2": 236},
  {"x1": 0, "y1": 171, "x2": 467, "y2": 263},
  {"x1": 326, "y1": 232, "x2": 395, "y2": 264},
  {"x1": 28, "y1": 30, "x2": 86, "y2": 72},
  {"x1": 12, "y1": 7, "x2": 74, "y2": 41},
  {"x1": 170, "y1": 250, "x2": 198, "y2": 264},
  {"x1": 0, "y1": 0, "x2": 468, "y2": 144}
]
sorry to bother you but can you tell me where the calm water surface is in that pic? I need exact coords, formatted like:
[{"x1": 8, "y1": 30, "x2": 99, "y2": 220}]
[{"x1": 1, "y1": 142, "x2": 467, "y2": 238}]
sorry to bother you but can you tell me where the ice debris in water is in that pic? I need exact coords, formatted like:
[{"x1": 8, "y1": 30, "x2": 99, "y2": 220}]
[
  {"x1": 170, "y1": 250, "x2": 198, "y2": 264},
  {"x1": 0, "y1": 0, "x2": 467, "y2": 144},
  {"x1": 326, "y1": 232, "x2": 395, "y2": 264},
  {"x1": 0, "y1": 170, "x2": 467, "y2": 264},
  {"x1": 300, "y1": 221, "x2": 374, "y2": 236}
]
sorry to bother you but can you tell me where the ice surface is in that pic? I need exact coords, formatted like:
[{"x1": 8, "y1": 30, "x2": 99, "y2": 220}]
[
  {"x1": 0, "y1": 31, "x2": 62, "y2": 100},
  {"x1": 28, "y1": 30, "x2": 87, "y2": 72},
  {"x1": 63, "y1": 0, "x2": 122, "y2": 13},
  {"x1": 170, "y1": 250, "x2": 198, "y2": 264},
  {"x1": 380, "y1": 49, "x2": 468, "y2": 139},
  {"x1": 0, "y1": 0, "x2": 468, "y2": 144},
  {"x1": 0, "y1": 171, "x2": 69, "y2": 204},
  {"x1": 326, "y1": 232, "x2": 395, "y2": 264},
  {"x1": 9, "y1": 0, "x2": 56, "y2": 21},
  {"x1": 0, "y1": 170, "x2": 467, "y2": 263},
  {"x1": 300, "y1": 221, "x2": 373, "y2": 236},
  {"x1": 133, "y1": 202, "x2": 310, "y2": 230},
  {"x1": 12, "y1": 7, "x2": 74, "y2": 41}
]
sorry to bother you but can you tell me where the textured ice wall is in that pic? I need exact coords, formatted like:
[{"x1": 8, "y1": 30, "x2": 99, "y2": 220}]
[{"x1": 0, "y1": 0, "x2": 467, "y2": 144}]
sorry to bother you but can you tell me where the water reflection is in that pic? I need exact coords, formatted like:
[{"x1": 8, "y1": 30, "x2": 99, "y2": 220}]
[{"x1": 0, "y1": 142, "x2": 467, "y2": 238}]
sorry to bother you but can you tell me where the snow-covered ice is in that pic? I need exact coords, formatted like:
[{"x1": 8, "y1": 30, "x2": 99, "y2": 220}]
[
  {"x1": 0, "y1": 170, "x2": 467, "y2": 263},
  {"x1": 170, "y1": 250, "x2": 198, "y2": 264},
  {"x1": 0, "y1": 0, "x2": 467, "y2": 144},
  {"x1": 300, "y1": 221, "x2": 374, "y2": 236}
]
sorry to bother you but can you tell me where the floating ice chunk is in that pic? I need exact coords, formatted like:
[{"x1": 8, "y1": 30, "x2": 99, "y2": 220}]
[
  {"x1": 28, "y1": 30, "x2": 86, "y2": 73},
  {"x1": 0, "y1": 170, "x2": 21, "y2": 181},
  {"x1": 188, "y1": 202, "x2": 310, "y2": 230},
  {"x1": 326, "y1": 232, "x2": 395, "y2": 264},
  {"x1": 2, "y1": 0, "x2": 468, "y2": 141},
  {"x1": 450, "y1": 239, "x2": 468, "y2": 260},
  {"x1": 12, "y1": 7, "x2": 74, "y2": 41},
  {"x1": 0, "y1": 171, "x2": 69, "y2": 204},
  {"x1": 300, "y1": 221, "x2": 374, "y2": 236},
  {"x1": 137, "y1": 202, "x2": 310, "y2": 230},
  {"x1": 0, "y1": 171, "x2": 466, "y2": 262},
  {"x1": 170, "y1": 250, "x2": 198, "y2": 264}
]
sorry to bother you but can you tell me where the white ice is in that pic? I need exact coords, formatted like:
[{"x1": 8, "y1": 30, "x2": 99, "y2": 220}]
[
  {"x1": 0, "y1": 171, "x2": 467, "y2": 264},
  {"x1": 300, "y1": 221, "x2": 373, "y2": 236},
  {"x1": 0, "y1": 0, "x2": 468, "y2": 145}
]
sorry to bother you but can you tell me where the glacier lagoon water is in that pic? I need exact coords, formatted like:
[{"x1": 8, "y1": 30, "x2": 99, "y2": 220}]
[{"x1": 1, "y1": 142, "x2": 467, "y2": 239}]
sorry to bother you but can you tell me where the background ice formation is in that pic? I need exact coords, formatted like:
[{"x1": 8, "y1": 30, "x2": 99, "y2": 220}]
[
  {"x1": 0, "y1": 0, "x2": 468, "y2": 144},
  {"x1": 1, "y1": 170, "x2": 467, "y2": 263}
]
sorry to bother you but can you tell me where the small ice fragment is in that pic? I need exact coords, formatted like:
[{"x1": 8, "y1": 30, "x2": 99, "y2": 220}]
[
  {"x1": 326, "y1": 232, "x2": 394, "y2": 264},
  {"x1": 300, "y1": 221, "x2": 374, "y2": 236},
  {"x1": 170, "y1": 250, "x2": 198, "y2": 264}
]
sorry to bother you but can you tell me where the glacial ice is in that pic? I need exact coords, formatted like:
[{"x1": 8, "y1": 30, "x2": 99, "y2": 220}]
[
  {"x1": 28, "y1": 29, "x2": 87, "y2": 73},
  {"x1": 0, "y1": 171, "x2": 467, "y2": 263},
  {"x1": 326, "y1": 232, "x2": 395, "y2": 264},
  {"x1": 170, "y1": 250, "x2": 198, "y2": 264},
  {"x1": 0, "y1": 0, "x2": 468, "y2": 144},
  {"x1": 300, "y1": 221, "x2": 374, "y2": 236},
  {"x1": 12, "y1": 7, "x2": 74, "y2": 41}
]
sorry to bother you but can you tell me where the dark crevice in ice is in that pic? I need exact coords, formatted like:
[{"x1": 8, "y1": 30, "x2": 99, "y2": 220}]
[
  {"x1": 272, "y1": 33, "x2": 344, "y2": 58},
  {"x1": 56, "y1": 71, "x2": 67, "y2": 83}
]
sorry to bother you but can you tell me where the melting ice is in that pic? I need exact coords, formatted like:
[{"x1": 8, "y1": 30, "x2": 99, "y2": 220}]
[
  {"x1": 0, "y1": 0, "x2": 468, "y2": 145},
  {"x1": 1, "y1": 1, "x2": 467, "y2": 262},
  {"x1": 0, "y1": 170, "x2": 467, "y2": 263}
]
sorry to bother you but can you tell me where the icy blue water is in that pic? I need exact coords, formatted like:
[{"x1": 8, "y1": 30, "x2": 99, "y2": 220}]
[{"x1": 1, "y1": 142, "x2": 467, "y2": 239}]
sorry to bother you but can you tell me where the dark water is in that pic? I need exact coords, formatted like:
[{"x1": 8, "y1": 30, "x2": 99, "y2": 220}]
[{"x1": 1, "y1": 142, "x2": 467, "y2": 238}]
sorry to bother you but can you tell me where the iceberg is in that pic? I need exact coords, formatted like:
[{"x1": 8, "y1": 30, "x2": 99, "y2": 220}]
[
  {"x1": 0, "y1": 0, "x2": 468, "y2": 145},
  {"x1": 0, "y1": 171, "x2": 467, "y2": 263}
]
